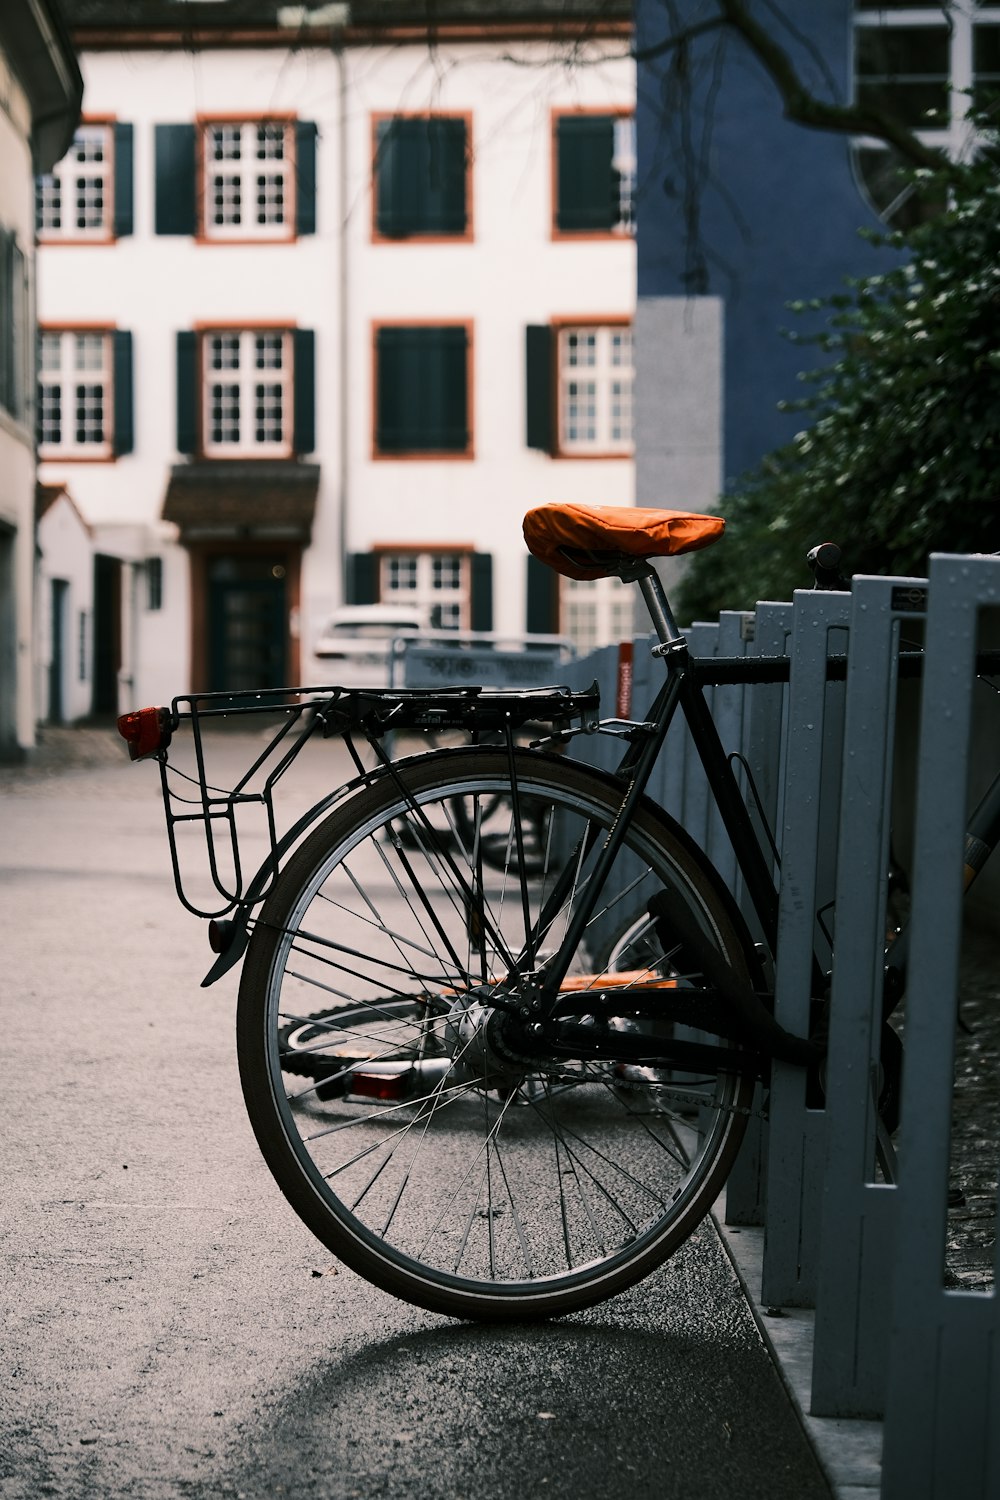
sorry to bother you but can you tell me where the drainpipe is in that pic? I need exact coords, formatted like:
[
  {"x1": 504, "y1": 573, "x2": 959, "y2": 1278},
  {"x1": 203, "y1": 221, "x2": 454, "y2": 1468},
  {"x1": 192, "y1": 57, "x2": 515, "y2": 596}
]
[{"x1": 335, "y1": 35, "x2": 350, "y2": 606}]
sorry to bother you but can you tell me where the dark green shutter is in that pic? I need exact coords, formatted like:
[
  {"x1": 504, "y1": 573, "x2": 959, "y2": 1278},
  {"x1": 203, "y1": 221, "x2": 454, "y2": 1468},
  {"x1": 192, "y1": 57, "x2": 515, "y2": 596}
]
[
  {"x1": 526, "y1": 554, "x2": 559, "y2": 634},
  {"x1": 176, "y1": 331, "x2": 198, "y2": 454},
  {"x1": 293, "y1": 328, "x2": 315, "y2": 454},
  {"x1": 0, "y1": 231, "x2": 11, "y2": 416},
  {"x1": 470, "y1": 554, "x2": 493, "y2": 632},
  {"x1": 525, "y1": 325, "x2": 554, "y2": 453},
  {"x1": 112, "y1": 330, "x2": 134, "y2": 455},
  {"x1": 296, "y1": 120, "x2": 317, "y2": 236},
  {"x1": 346, "y1": 552, "x2": 378, "y2": 604},
  {"x1": 376, "y1": 117, "x2": 467, "y2": 236},
  {"x1": 556, "y1": 115, "x2": 616, "y2": 232},
  {"x1": 113, "y1": 123, "x2": 134, "y2": 237},
  {"x1": 376, "y1": 326, "x2": 469, "y2": 453},
  {"x1": 155, "y1": 124, "x2": 197, "y2": 235}
]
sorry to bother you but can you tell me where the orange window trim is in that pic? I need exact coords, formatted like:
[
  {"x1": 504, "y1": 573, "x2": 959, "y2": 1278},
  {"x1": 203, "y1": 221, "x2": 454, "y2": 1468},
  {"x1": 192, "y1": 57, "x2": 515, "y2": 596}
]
[
  {"x1": 370, "y1": 318, "x2": 475, "y2": 462},
  {"x1": 550, "y1": 105, "x2": 635, "y2": 243},
  {"x1": 194, "y1": 325, "x2": 295, "y2": 461},
  {"x1": 550, "y1": 314, "x2": 635, "y2": 462},
  {"x1": 372, "y1": 542, "x2": 475, "y2": 554},
  {"x1": 370, "y1": 111, "x2": 474, "y2": 245},
  {"x1": 195, "y1": 115, "x2": 298, "y2": 243},
  {"x1": 38, "y1": 116, "x2": 118, "y2": 246}
]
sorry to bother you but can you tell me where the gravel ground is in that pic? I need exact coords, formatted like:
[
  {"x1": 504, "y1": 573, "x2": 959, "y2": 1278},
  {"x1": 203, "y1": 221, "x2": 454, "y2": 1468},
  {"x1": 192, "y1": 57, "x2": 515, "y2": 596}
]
[
  {"x1": 8, "y1": 723, "x2": 998, "y2": 1292},
  {"x1": 946, "y1": 928, "x2": 1000, "y2": 1291}
]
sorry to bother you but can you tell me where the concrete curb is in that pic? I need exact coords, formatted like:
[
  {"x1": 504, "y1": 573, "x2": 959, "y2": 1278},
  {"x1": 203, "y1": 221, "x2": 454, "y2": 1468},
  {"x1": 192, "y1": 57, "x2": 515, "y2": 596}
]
[{"x1": 716, "y1": 1211, "x2": 884, "y2": 1500}]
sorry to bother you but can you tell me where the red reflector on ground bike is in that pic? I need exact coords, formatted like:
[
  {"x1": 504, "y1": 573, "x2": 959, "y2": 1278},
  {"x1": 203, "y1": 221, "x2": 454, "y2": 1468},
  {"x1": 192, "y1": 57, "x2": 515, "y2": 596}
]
[
  {"x1": 349, "y1": 1066, "x2": 413, "y2": 1101},
  {"x1": 116, "y1": 706, "x2": 173, "y2": 761}
]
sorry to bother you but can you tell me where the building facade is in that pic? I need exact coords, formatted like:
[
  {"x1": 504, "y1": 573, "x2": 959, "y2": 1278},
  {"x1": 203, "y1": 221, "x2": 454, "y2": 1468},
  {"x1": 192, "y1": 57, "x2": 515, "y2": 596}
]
[
  {"x1": 0, "y1": 0, "x2": 81, "y2": 756},
  {"x1": 634, "y1": 0, "x2": 992, "y2": 581},
  {"x1": 36, "y1": 0, "x2": 636, "y2": 717}
]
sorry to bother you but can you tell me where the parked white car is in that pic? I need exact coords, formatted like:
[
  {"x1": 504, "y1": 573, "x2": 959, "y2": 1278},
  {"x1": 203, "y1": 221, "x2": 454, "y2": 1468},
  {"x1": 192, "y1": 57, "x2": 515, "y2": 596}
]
[{"x1": 313, "y1": 604, "x2": 431, "y2": 687}]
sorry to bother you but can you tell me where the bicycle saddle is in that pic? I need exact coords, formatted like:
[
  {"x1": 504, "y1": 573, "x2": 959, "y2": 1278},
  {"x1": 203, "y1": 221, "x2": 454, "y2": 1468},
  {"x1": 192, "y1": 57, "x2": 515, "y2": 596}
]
[{"x1": 523, "y1": 502, "x2": 726, "y2": 581}]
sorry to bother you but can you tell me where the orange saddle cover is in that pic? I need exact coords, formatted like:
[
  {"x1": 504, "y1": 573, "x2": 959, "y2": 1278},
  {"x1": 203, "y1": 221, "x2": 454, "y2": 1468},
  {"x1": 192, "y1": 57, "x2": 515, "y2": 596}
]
[{"x1": 523, "y1": 502, "x2": 725, "y2": 581}]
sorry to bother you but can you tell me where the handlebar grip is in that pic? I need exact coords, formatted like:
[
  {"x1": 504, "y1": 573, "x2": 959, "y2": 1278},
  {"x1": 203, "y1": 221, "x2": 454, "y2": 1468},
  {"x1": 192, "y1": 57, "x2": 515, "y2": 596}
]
[{"x1": 807, "y1": 541, "x2": 848, "y2": 591}]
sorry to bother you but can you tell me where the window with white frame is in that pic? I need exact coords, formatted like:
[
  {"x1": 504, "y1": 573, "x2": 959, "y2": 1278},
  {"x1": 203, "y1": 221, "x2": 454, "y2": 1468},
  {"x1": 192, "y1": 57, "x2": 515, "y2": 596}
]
[
  {"x1": 380, "y1": 551, "x2": 469, "y2": 630},
  {"x1": 854, "y1": 2, "x2": 1000, "y2": 227},
  {"x1": 36, "y1": 124, "x2": 113, "y2": 239},
  {"x1": 201, "y1": 121, "x2": 293, "y2": 240},
  {"x1": 557, "y1": 324, "x2": 634, "y2": 455},
  {"x1": 202, "y1": 330, "x2": 292, "y2": 456},
  {"x1": 560, "y1": 576, "x2": 635, "y2": 657},
  {"x1": 38, "y1": 330, "x2": 112, "y2": 457}
]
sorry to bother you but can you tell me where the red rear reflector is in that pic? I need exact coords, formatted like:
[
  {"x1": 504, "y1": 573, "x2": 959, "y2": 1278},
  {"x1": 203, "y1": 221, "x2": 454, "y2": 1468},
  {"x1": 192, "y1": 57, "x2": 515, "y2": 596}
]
[
  {"x1": 116, "y1": 706, "x2": 172, "y2": 761},
  {"x1": 349, "y1": 1068, "x2": 412, "y2": 1101}
]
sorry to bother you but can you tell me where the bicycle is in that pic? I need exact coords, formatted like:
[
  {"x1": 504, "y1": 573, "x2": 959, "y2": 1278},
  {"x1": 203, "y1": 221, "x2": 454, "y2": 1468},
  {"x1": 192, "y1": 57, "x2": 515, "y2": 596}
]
[{"x1": 116, "y1": 502, "x2": 1000, "y2": 1322}]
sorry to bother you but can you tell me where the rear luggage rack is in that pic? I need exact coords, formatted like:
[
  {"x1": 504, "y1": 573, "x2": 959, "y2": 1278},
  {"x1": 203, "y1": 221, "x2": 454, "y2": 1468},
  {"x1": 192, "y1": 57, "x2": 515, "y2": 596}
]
[{"x1": 144, "y1": 681, "x2": 601, "y2": 920}]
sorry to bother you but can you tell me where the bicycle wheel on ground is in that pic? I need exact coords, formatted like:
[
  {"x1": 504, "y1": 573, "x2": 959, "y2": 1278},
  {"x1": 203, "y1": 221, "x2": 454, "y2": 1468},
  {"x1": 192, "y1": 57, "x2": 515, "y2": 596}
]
[{"x1": 237, "y1": 746, "x2": 759, "y2": 1320}]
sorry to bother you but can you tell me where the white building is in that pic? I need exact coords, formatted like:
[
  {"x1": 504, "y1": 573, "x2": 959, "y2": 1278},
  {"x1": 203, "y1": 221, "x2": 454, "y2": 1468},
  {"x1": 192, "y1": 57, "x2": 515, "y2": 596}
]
[
  {"x1": 0, "y1": 0, "x2": 81, "y2": 756},
  {"x1": 37, "y1": 0, "x2": 635, "y2": 714}
]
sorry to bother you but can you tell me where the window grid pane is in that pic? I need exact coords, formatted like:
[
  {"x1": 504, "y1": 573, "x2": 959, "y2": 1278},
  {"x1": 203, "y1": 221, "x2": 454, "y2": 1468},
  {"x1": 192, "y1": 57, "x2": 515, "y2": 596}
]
[
  {"x1": 202, "y1": 329, "x2": 291, "y2": 455},
  {"x1": 380, "y1": 551, "x2": 468, "y2": 630},
  {"x1": 562, "y1": 576, "x2": 634, "y2": 656},
  {"x1": 854, "y1": 7, "x2": 1000, "y2": 225},
  {"x1": 558, "y1": 325, "x2": 634, "y2": 454},
  {"x1": 38, "y1": 330, "x2": 111, "y2": 455},
  {"x1": 37, "y1": 124, "x2": 112, "y2": 239},
  {"x1": 203, "y1": 121, "x2": 291, "y2": 238}
]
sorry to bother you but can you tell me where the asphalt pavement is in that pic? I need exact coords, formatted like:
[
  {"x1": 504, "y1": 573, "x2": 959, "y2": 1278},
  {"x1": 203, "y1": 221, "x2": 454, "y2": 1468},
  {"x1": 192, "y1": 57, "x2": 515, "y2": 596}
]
[{"x1": 1, "y1": 725, "x2": 833, "y2": 1500}]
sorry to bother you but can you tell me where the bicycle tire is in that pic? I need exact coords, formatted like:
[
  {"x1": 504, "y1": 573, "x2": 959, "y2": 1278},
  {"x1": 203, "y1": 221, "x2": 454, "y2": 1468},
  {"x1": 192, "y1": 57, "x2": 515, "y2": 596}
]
[{"x1": 237, "y1": 746, "x2": 758, "y2": 1321}]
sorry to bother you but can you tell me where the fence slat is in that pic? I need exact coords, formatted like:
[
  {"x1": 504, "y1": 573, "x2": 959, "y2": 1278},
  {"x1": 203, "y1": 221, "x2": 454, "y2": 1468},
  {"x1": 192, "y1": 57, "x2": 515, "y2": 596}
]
[
  {"x1": 761, "y1": 589, "x2": 851, "y2": 1307},
  {"x1": 809, "y1": 576, "x2": 925, "y2": 1415},
  {"x1": 880, "y1": 554, "x2": 1000, "y2": 1497}
]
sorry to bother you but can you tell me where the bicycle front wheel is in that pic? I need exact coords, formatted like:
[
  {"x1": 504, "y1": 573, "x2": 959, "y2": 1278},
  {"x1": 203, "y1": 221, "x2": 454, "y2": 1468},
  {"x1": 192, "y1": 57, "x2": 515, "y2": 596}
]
[{"x1": 237, "y1": 747, "x2": 758, "y2": 1320}]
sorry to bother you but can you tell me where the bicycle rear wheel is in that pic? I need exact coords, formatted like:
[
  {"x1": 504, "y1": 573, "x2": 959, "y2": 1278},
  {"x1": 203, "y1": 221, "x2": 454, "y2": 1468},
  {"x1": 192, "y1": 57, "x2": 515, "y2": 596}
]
[{"x1": 237, "y1": 747, "x2": 758, "y2": 1320}]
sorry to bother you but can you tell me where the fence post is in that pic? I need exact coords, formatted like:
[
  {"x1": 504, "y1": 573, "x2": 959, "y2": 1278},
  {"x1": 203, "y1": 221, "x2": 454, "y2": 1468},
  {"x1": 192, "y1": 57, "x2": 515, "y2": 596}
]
[
  {"x1": 810, "y1": 575, "x2": 927, "y2": 1416},
  {"x1": 880, "y1": 555, "x2": 1000, "y2": 1498},
  {"x1": 762, "y1": 588, "x2": 851, "y2": 1307},
  {"x1": 723, "y1": 603, "x2": 791, "y2": 1225}
]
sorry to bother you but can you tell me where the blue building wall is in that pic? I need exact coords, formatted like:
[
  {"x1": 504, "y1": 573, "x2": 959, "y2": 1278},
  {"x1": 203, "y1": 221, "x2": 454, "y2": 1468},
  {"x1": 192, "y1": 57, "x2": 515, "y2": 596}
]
[{"x1": 636, "y1": 0, "x2": 888, "y2": 489}]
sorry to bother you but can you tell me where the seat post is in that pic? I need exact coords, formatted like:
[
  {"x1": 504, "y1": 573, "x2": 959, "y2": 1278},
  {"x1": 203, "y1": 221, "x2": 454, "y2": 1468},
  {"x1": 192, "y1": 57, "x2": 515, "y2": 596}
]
[{"x1": 631, "y1": 563, "x2": 686, "y2": 650}]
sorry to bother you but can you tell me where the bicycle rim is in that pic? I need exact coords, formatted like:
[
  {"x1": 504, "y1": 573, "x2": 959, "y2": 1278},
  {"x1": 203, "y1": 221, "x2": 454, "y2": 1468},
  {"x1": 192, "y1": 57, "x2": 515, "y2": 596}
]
[{"x1": 237, "y1": 748, "x2": 757, "y2": 1319}]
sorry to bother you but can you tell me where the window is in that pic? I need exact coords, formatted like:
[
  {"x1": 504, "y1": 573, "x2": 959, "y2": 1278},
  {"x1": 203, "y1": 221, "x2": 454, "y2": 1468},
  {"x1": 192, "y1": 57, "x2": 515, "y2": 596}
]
[
  {"x1": 373, "y1": 115, "x2": 470, "y2": 238},
  {"x1": 380, "y1": 550, "x2": 470, "y2": 629},
  {"x1": 38, "y1": 329, "x2": 134, "y2": 460},
  {"x1": 374, "y1": 324, "x2": 472, "y2": 456},
  {"x1": 36, "y1": 122, "x2": 133, "y2": 241},
  {"x1": 554, "y1": 112, "x2": 635, "y2": 236},
  {"x1": 154, "y1": 120, "x2": 316, "y2": 238},
  {"x1": 201, "y1": 120, "x2": 294, "y2": 241},
  {"x1": 854, "y1": 3, "x2": 1000, "y2": 227},
  {"x1": 176, "y1": 327, "x2": 314, "y2": 457},
  {"x1": 557, "y1": 324, "x2": 634, "y2": 455},
  {"x1": 561, "y1": 576, "x2": 635, "y2": 657},
  {"x1": 202, "y1": 330, "x2": 292, "y2": 456}
]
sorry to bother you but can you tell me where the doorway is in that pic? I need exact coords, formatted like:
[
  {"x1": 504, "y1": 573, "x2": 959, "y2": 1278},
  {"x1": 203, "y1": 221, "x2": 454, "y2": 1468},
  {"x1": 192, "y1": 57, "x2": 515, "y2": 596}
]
[
  {"x1": 206, "y1": 555, "x2": 288, "y2": 693},
  {"x1": 92, "y1": 554, "x2": 122, "y2": 717},
  {"x1": 49, "y1": 578, "x2": 69, "y2": 722}
]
